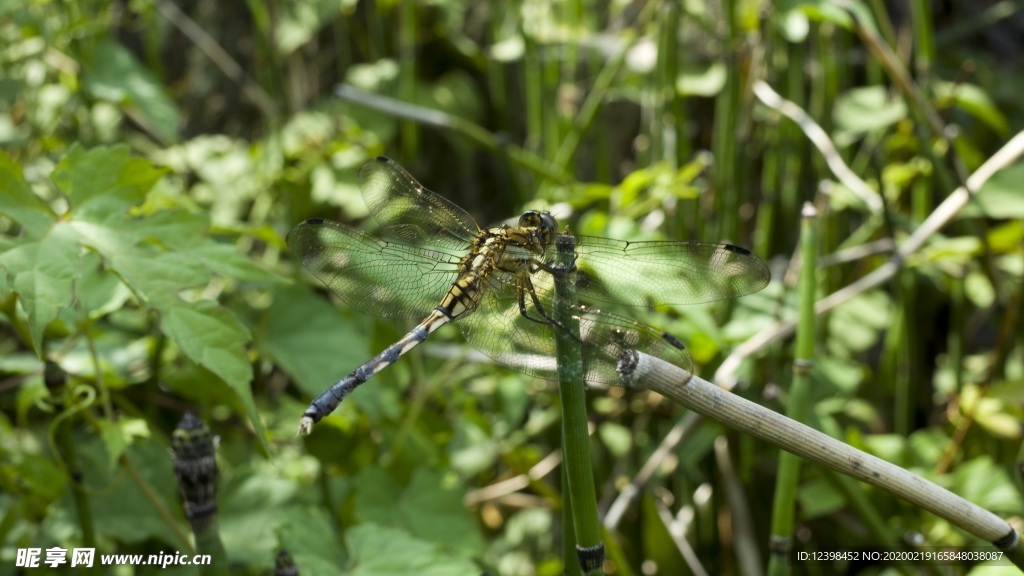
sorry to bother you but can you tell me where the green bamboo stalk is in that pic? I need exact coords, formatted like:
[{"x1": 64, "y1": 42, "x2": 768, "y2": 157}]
[
  {"x1": 553, "y1": 0, "x2": 658, "y2": 175},
  {"x1": 948, "y1": 275, "x2": 965, "y2": 392},
  {"x1": 909, "y1": 0, "x2": 935, "y2": 79},
  {"x1": 562, "y1": 466, "x2": 581, "y2": 576},
  {"x1": 487, "y1": 0, "x2": 509, "y2": 133},
  {"x1": 766, "y1": 204, "x2": 818, "y2": 576},
  {"x1": 780, "y1": 41, "x2": 805, "y2": 244},
  {"x1": 398, "y1": 0, "x2": 419, "y2": 159},
  {"x1": 552, "y1": 233, "x2": 604, "y2": 576},
  {"x1": 522, "y1": 3, "x2": 544, "y2": 153},
  {"x1": 713, "y1": 0, "x2": 740, "y2": 242}
]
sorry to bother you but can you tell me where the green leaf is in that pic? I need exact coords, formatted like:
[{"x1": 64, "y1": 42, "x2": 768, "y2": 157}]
[
  {"x1": 827, "y1": 290, "x2": 890, "y2": 353},
  {"x1": 273, "y1": 0, "x2": 357, "y2": 55},
  {"x1": 935, "y1": 81, "x2": 1009, "y2": 137},
  {"x1": 796, "y1": 478, "x2": 847, "y2": 518},
  {"x1": 354, "y1": 468, "x2": 484, "y2": 557},
  {"x1": 959, "y1": 163, "x2": 1024, "y2": 219},
  {"x1": 276, "y1": 508, "x2": 346, "y2": 574},
  {"x1": 262, "y1": 284, "x2": 366, "y2": 399},
  {"x1": 951, "y1": 457, "x2": 1024, "y2": 513},
  {"x1": 97, "y1": 417, "x2": 150, "y2": 470},
  {"x1": 85, "y1": 438, "x2": 188, "y2": 547},
  {"x1": 218, "y1": 472, "x2": 301, "y2": 561},
  {"x1": 0, "y1": 149, "x2": 54, "y2": 233},
  {"x1": 346, "y1": 524, "x2": 480, "y2": 576},
  {"x1": 84, "y1": 41, "x2": 182, "y2": 144},
  {"x1": 781, "y1": 0, "x2": 854, "y2": 30},
  {"x1": 52, "y1": 144, "x2": 166, "y2": 218},
  {"x1": 161, "y1": 302, "x2": 261, "y2": 440},
  {"x1": 0, "y1": 222, "x2": 81, "y2": 353},
  {"x1": 833, "y1": 86, "x2": 908, "y2": 138}
]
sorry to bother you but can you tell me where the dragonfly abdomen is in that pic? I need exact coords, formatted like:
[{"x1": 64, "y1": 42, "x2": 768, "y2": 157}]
[{"x1": 297, "y1": 308, "x2": 452, "y2": 434}]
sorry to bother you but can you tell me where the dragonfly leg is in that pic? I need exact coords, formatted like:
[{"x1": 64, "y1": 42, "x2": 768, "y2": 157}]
[
  {"x1": 516, "y1": 277, "x2": 585, "y2": 344},
  {"x1": 531, "y1": 255, "x2": 577, "y2": 278}
]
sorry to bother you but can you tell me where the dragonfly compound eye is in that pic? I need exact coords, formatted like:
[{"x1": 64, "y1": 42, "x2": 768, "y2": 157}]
[
  {"x1": 288, "y1": 156, "x2": 769, "y2": 433},
  {"x1": 519, "y1": 210, "x2": 558, "y2": 243}
]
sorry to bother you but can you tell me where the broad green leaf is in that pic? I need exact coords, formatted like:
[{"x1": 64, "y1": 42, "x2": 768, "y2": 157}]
[
  {"x1": 796, "y1": 478, "x2": 847, "y2": 519},
  {"x1": 218, "y1": 472, "x2": 301, "y2": 561},
  {"x1": 84, "y1": 438, "x2": 188, "y2": 547},
  {"x1": 781, "y1": 0, "x2": 854, "y2": 30},
  {"x1": 776, "y1": 7, "x2": 810, "y2": 42},
  {"x1": 0, "y1": 150, "x2": 54, "y2": 233},
  {"x1": 951, "y1": 457, "x2": 1024, "y2": 513},
  {"x1": 355, "y1": 467, "x2": 483, "y2": 557},
  {"x1": 274, "y1": 0, "x2": 358, "y2": 55},
  {"x1": 14, "y1": 453, "x2": 68, "y2": 514},
  {"x1": 448, "y1": 417, "x2": 499, "y2": 477},
  {"x1": 161, "y1": 302, "x2": 260, "y2": 438},
  {"x1": 97, "y1": 417, "x2": 151, "y2": 470},
  {"x1": 597, "y1": 421, "x2": 632, "y2": 457},
  {"x1": 828, "y1": 290, "x2": 890, "y2": 353},
  {"x1": 0, "y1": 222, "x2": 81, "y2": 353},
  {"x1": 84, "y1": 41, "x2": 182, "y2": 144},
  {"x1": 935, "y1": 81, "x2": 1009, "y2": 137},
  {"x1": 106, "y1": 249, "x2": 213, "y2": 304},
  {"x1": 52, "y1": 144, "x2": 165, "y2": 218},
  {"x1": 276, "y1": 508, "x2": 346, "y2": 574},
  {"x1": 262, "y1": 284, "x2": 366, "y2": 398},
  {"x1": 76, "y1": 252, "x2": 132, "y2": 319},
  {"x1": 833, "y1": 86, "x2": 907, "y2": 137},
  {"x1": 346, "y1": 524, "x2": 480, "y2": 576},
  {"x1": 185, "y1": 243, "x2": 281, "y2": 283},
  {"x1": 959, "y1": 163, "x2": 1024, "y2": 219}
]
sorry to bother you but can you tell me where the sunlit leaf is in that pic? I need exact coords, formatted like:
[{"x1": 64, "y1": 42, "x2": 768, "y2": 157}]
[
  {"x1": 959, "y1": 163, "x2": 1024, "y2": 219},
  {"x1": 84, "y1": 41, "x2": 181, "y2": 144},
  {"x1": 262, "y1": 284, "x2": 366, "y2": 399},
  {"x1": 935, "y1": 81, "x2": 1009, "y2": 137},
  {"x1": 346, "y1": 524, "x2": 481, "y2": 576},
  {"x1": 0, "y1": 222, "x2": 81, "y2": 353},
  {"x1": 0, "y1": 150, "x2": 54, "y2": 233},
  {"x1": 355, "y1": 467, "x2": 484, "y2": 557},
  {"x1": 833, "y1": 86, "x2": 908, "y2": 137}
]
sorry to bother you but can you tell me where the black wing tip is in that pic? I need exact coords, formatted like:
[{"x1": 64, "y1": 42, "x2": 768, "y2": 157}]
[
  {"x1": 374, "y1": 155, "x2": 392, "y2": 164},
  {"x1": 304, "y1": 217, "x2": 325, "y2": 225},
  {"x1": 662, "y1": 332, "x2": 686, "y2": 350},
  {"x1": 723, "y1": 244, "x2": 752, "y2": 256}
]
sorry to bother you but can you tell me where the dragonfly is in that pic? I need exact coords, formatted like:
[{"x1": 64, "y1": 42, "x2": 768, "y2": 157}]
[{"x1": 288, "y1": 156, "x2": 770, "y2": 434}]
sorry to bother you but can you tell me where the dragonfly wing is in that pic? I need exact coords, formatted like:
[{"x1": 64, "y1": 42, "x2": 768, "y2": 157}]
[
  {"x1": 359, "y1": 157, "x2": 480, "y2": 250},
  {"x1": 458, "y1": 276, "x2": 693, "y2": 385},
  {"x1": 570, "y1": 235, "x2": 770, "y2": 307},
  {"x1": 287, "y1": 218, "x2": 461, "y2": 319}
]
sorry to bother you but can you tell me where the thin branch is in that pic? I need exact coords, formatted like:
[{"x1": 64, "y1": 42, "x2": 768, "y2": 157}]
[
  {"x1": 618, "y1": 351, "x2": 1021, "y2": 558},
  {"x1": 715, "y1": 129, "x2": 1024, "y2": 390},
  {"x1": 155, "y1": 0, "x2": 279, "y2": 119},
  {"x1": 753, "y1": 81, "x2": 883, "y2": 214}
]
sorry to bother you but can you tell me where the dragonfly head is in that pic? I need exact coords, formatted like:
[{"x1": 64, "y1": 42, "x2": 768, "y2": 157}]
[{"x1": 519, "y1": 210, "x2": 558, "y2": 246}]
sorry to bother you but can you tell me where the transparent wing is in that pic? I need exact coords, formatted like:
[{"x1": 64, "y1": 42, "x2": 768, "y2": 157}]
[
  {"x1": 457, "y1": 277, "x2": 693, "y2": 385},
  {"x1": 568, "y1": 235, "x2": 771, "y2": 306},
  {"x1": 287, "y1": 218, "x2": 461, "y2": 319},
  {"x1": 359, "y1": 156, "x2": 480, "y2": 250}
]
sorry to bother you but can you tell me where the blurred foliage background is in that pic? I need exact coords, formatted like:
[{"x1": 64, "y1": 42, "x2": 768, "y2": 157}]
[{"x1": 2, "y1": 0, "x2": 1024, "y2": 574}]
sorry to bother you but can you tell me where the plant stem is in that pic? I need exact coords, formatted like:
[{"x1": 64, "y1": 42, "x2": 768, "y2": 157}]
[
  {"x1": 552, "y1": 233, "x2": 604, "y2": 576},
  {"x1": 767, "y1": 204, "x2": 818, "y2": 575}
]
